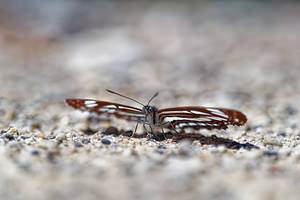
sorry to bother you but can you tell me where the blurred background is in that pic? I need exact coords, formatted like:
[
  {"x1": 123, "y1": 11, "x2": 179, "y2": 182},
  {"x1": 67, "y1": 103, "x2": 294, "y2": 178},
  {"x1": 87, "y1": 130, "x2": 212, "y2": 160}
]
[
  {"x1": 1, "y1": 0, "x2": 300, "y2": 128},
  {"x1": 1, "y1": 0, "x2": 300, "y2": 199},
  {"x1": 1, "y1": 1, "x2": 299, "y2": 97}
]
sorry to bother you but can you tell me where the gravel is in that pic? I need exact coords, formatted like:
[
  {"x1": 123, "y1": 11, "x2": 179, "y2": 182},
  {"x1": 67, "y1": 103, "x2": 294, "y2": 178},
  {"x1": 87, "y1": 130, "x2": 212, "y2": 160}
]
[
  {"x1": 101, "y1": 138, "x2": 112, "y2": 145},
  {"x1": 1, "y1": 1, "x2": 300, "y2": 200}
]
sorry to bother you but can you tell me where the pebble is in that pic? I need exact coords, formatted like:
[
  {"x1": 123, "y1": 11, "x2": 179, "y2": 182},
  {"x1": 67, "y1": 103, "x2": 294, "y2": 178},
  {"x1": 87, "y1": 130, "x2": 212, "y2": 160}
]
[
  {"x1": 263, "y1": 150, "x2": 279, "y2": 157},
  {"x1": 278, "y1": 132, "x2": 286, "y2": 137},
  {"x1": 31, "y1": 123, "x2": 41, "y2": 130},
  {"x1": 4, "y1": 133, "x2": 15, "y2": 141},
  {"x1": 101, "y1": 138, "x2": 111, "y2": 145},
  {"x1": 263, "y1": 139, "x2": 282, "y2": 147},
  {"x1": 57, "y1": 140, "x2": 63, "y2": 145},
  {"x1": 37, "y1": 144, "x2": 48, "y2": 150},
  {"x1": 38, "y1": 135, "x2": 46, "y2": 139},
  {"x1": 158, "y1": 145, "x2": 166, "y2": 149},
  {"x1": 124, "y1": 130, "x2": 133, "y2": 137},
  {"x1": 56, "y1": 133, "x2": 66, "y2": 140},
  {"x1": 157, "y1": 150, "x2": 164, "y2": 155},
  {"x1": 291, "y1": 124, "x2": 297, "y2": 129},
  {"x1": 122, "y1": 139, "x2": 129, "y2": 144},
  {"x1": 46, "y1": 135, "x2": 56, "y2": 140},
  {"x1": 82, "y1": 139, "x2": 91, "y2": 144},
  {"x1": 75, "y1": 142, "x2": 83, "y2": 148},
  {"x1": 8, "y1": 127, "x2": 18, "y2": 134},
  {"x1": 31, "y1": 149, "x2": 40, "y2": 156},
  {"x1": 285, "y1": 105, "x2": 297, "y2": 115},
  {"x1": 47, "y1": 152, "x2": 57, "y2": 164},
  {"x1": 156, "y1": 145, "x2": 166, "y2": 154}
]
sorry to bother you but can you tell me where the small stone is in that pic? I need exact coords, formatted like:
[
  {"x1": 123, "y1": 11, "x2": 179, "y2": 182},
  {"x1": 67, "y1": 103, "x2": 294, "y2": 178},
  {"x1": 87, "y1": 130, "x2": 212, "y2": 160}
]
[
  {"x1": 124, "y1": 130, "x2": 133, "y2": 137},
  {"x1": 31, "y1": 123, "x2": 41, "y2": 130},
  {"x1": 158, "y1": 145, "x2": 166, "y2": 149},
  {"x1": 75, "y1": 142, "x2": 83, "y2": 147},
  {"x1": 122, "y1": 139, "x2": 129, "y2": 144},
  {"x1": 285, "y1": 105, "x2": 297, "y2": 115},
  {"x1": 82, "y1": 139, "x2": 90, "y2": 144},
  {"x1": 241, "y1": 132, "x2": 247, "y2": 136},
  {"x1": 278, "y1": 132, "x2": 286, "y2": 137},
  {"x1": 31, "y1": 149, "x2": 40, "y2": 156},
  {"x1": 132, "y1": 141, "x2": 137, "y2": 146},
  {"x1": 157, "y1": 150, "x2": 164, "y2": 155},
  {"x1": 57, "y1": 139, "x2": 63, "y2": 145},
  {"x1": 156, "y1": 145, "x2": 165, "y2": 154},
  {"x1": 264, "y1": 139, "x2": 282, "y2": 146},
  {"x1": 56, "y1": 133, "x2": 66, "y2": 140},
  {"x1": 7, "y1": 127, "x2": 18, "y2": 134},
  {"x1": 38, "y1": 135, "x2": 46, "y2": 139},
  {"x1": 47, "y1": 152, "x2": 56, "y2": 164},
  {"x1": 263, "y1": 150, "x2": 279, "y2": 157},
  {"x1": 291, "y1": 124, "x2": 297, "y2": 129},
  {"x1": 18, "y1": 160, "x2": 30, "y2": 171},
  {"x1": 46, "y1": 135, "x2": 56, "y2": 139},
  {"x1": 37, "y1": 145, "x2": 48, "y2": 150},
  {"x1": 101, "y1": 138, "x2": 111, "y2": 145},
  {"x1": 4, "y1": 134, "x2": 15, "y2": 141}
]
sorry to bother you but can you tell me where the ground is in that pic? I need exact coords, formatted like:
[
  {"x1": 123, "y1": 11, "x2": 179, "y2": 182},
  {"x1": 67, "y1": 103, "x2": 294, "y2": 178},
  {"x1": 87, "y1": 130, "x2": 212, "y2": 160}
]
[{"x1": 0, "y1": 1, "x2": 300, "y2": 200}]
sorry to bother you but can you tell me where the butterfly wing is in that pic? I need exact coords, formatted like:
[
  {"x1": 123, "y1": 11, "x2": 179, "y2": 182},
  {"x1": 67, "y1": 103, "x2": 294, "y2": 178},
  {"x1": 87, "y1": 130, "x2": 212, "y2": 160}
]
[
  {"x1": 65, "y1": 99, "x2": 145, "y2": 122},
  {"x1": 158, "y1": 106, "x2": 247, "y2": 130}
]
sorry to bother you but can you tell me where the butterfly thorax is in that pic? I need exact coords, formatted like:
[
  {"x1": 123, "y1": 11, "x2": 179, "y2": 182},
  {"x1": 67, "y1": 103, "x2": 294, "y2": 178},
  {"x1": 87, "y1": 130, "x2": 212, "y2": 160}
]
[{"x1": 142, "y1": 105, "x2": 160, "y2": 126}]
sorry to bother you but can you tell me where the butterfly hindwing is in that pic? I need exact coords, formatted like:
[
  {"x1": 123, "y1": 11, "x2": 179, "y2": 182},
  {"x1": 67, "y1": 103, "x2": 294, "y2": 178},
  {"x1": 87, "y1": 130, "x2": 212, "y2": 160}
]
[{"x1": 158, "y1": 106, "x2": 247, "y2": 130}]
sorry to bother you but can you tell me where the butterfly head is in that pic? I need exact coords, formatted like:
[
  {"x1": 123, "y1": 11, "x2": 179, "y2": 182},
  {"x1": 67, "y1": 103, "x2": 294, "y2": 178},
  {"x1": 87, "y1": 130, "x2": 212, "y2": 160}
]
[{"x1": 142, "y1": 105, "x2": 158, "y2": 115}]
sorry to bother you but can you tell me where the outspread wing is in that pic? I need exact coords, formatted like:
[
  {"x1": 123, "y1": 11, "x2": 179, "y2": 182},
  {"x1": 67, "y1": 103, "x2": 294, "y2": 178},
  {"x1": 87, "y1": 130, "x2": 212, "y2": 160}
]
[
  {"x1": 65, "y1": 99, "x2": 144, "y2": 122},
  {"x1": 158, "y1": 106, "x2": 247, "y2": 130}
]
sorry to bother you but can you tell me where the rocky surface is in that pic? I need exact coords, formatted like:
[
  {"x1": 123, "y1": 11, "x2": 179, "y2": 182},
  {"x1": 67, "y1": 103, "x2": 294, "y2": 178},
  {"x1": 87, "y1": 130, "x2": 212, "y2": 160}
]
[{"x1": 1, "y1": 1, "x2": 300, "y2": 200}]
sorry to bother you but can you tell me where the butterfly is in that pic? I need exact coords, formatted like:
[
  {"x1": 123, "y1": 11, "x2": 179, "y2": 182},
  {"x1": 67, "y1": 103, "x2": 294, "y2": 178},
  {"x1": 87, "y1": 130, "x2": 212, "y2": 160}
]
[{"x1": 65, "y1": 89, "x2": 247, "y2": 136}]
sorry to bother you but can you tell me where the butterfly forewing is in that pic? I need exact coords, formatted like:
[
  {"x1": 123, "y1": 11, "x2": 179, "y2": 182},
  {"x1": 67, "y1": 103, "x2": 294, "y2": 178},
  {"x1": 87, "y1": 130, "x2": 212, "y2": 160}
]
[
  {"x1": 158, "y1": 106, "x2": 247, "y2": 130},
  {"x1": 65, "y1": 99, "x2": 144, "y2": 122}
]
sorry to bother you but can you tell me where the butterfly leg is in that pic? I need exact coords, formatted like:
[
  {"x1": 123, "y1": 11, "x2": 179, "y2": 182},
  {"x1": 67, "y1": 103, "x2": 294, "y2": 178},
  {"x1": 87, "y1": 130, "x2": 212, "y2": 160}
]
[
  {"x1": 161, "y1": 122, "x2": 179, "y2": 135},
  {"x1": 130, "y1": 122, "x2": 139, "y2": 138},
  {"x1": 143, "y1": 123, "x2": 148, "y2": 134},
  {"x1": 149, "y1": 125, "x2": 154, "y2": 135},
  {"x1": 143, "y1": 123, "x2": 151, "y2": 136},
  {"x1": 169, "y1": 123, "x2": 180, "y2": 135},
  {"x1": 160, "y1": 126, "x2": 167, "y2": 140}
]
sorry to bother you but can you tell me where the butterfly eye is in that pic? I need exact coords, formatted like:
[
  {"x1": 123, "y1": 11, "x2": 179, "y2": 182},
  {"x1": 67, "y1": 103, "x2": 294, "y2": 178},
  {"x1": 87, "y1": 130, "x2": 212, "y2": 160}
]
[{"x1": 152, "y1": 107, "x2": 158, "y2": 112}]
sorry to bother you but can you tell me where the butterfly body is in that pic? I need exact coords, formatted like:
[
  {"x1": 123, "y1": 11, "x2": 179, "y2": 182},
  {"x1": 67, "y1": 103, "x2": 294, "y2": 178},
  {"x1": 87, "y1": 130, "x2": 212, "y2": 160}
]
[
  {"x1": 142, "y1": 105, "x2": 159, "y2": 126},
  {"x1": 66, "y1": 90, "x2": 247, "y2": 136}
]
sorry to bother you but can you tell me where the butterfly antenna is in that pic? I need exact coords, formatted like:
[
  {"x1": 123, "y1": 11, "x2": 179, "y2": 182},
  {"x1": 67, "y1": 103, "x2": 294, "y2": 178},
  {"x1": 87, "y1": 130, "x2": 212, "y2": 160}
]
[
  {"x1": 106, "y1": 89, "x2": 145, "y2": 106},
  {"x1": 147, "y1": 92, "x2": 159, "y2": 106}
]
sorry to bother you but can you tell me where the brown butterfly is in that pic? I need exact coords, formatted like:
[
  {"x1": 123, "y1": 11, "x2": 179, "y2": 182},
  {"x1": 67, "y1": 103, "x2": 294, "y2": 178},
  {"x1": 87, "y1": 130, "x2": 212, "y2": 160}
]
[{"x1": 65, "y1": 89, "x2": 247, "y2": 136}]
